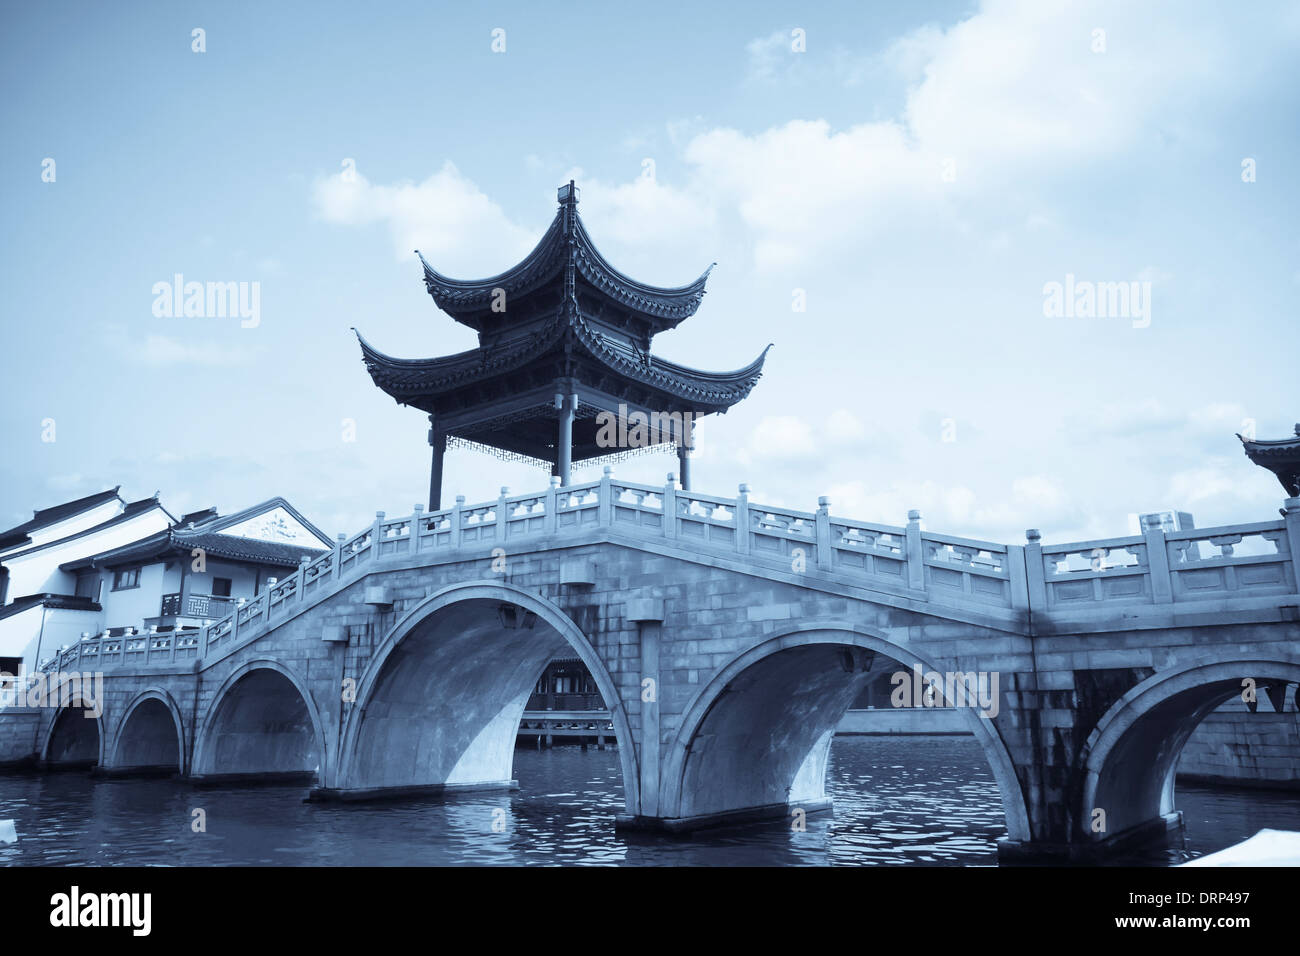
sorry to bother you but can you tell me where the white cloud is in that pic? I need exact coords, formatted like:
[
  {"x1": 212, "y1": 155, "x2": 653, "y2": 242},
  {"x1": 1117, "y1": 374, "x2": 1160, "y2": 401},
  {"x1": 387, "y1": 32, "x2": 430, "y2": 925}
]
[
  {"x1": 312, "y1": 161, "x2": 537, "y2": 269},
  {"x1": 825, "y1": 408, "x2": 867, "y2": 443},
  {"x1": 689, "y1": 2, "x2": 1293, "y2": 268},
  {"x1": 126, "y1": 335, "x2": 254, "y2": 367}
]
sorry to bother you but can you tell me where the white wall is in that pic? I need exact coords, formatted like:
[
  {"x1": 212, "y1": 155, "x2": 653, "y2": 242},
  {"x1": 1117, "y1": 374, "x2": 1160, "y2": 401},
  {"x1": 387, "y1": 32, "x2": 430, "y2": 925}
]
[
  {"x1": 0, "y1": 604, "x2": 104, "y2": 674},
  {"x1": 0, "y1": 507, "x2": 172, "y2": 602},
  {"x1": 187, "y1": 558, "x2": 268, "y2": 601},
  {"x1": 101, "y1": 561, "x2": 172, "y2": 630}
]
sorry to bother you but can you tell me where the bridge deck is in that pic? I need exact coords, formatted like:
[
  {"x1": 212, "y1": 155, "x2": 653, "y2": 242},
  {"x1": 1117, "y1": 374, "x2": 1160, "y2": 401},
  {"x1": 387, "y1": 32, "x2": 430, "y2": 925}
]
[{"x1": 38, "y1": 475, "x2": 1300, "y2": 675}]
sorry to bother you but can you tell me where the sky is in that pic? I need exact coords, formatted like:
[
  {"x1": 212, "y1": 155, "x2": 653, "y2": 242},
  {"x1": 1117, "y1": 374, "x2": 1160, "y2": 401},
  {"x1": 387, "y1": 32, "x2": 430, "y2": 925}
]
[{"x1": 1, "y1": 0, "x2": 1297, "y2": 545}]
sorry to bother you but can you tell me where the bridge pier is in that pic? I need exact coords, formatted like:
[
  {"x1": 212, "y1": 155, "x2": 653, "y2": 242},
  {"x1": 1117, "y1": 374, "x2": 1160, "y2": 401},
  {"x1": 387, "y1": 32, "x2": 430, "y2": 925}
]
[{"x1": 998, "y1": 812, "x2": 1185, "y2": 864}]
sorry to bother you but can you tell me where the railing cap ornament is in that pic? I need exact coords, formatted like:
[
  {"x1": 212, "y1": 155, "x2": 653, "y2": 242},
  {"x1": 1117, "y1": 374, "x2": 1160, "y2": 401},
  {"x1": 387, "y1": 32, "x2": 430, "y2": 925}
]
[
  {"x1": 739, "y1": 483, "x2": 750, "y2": 494},
  {"x1": 1026, "y1": 528, "x2": 1042, "y2": 543}
]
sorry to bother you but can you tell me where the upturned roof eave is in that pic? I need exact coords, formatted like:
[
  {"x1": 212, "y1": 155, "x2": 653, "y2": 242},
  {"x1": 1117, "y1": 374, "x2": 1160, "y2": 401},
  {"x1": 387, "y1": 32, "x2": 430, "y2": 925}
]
[{"x1": 355, "y1": 312, "x2": 769, "y2": 409}]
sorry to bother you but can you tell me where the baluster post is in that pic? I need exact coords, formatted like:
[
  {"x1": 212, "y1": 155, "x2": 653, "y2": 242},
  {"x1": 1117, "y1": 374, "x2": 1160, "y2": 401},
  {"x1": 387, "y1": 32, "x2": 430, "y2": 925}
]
[
  {"x1": 199, "y1": 624, "x2": 209, "y2": 661},
  {"x1": 296, "y1": 555, "x2": 309, "y2": 603},
  {"x1": 411, "y1": 504, "x2": 424, "y2": 553},
  {"x1": 544, "y1": 477, "x2": 559, "y2": 535},
  {"x1": 599, "y1": 466, "x2": 613, "y2": 526},
  {"x1": 735, "y1": 484, "x2": 751, "y2": 554},
  {"x1": 1007, "y1": 544, "x2": 1030, "y2": 611},
  {"x1": 334, "y1": 532, "x2": 345, "y2": 581},
  {"x1": 905, "y1": 510, "x2": 925, "y2": 590},
  {"x1": 1024, "y1": 530, "x2": 1048, "y2": 610},
  {"x1": 1143, "y1": 525, "x2": 1173, "y2": 603},
  {"x1": 453, "y1": 495, "x2": 465, "y2": 550},
  {"x1": 816, "y1": 497, "x2": 833, "y2": 571},
  {"x1": 663, "y1": 473, "x2": 678, "y2": 540},
  {"x1": 372, "y1": 511, "x2": 385, "y2": 562},
  {"x1": 497, "y1": 487, "x2": 510, "y2": 543}
]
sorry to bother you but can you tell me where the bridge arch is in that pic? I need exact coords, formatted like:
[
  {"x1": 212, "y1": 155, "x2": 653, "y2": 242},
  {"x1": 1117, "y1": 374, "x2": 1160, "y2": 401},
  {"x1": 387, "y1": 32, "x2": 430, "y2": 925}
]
[
  {"x1": 41, "y1": 699, "x2": 105, "y2": 769},
  {"x1": 334, "y1": 581, "x2": 639, "y2": 811},
  {"x1": 1079, "y1": 653, "x2": 1300, "y2": 845},
  {"x1": 660, "y1": 621, "x2": 1031, "y2": 841},
  {"x1": 110, "y1": 689, "x2": 186, "y2": 775},
  {"x1": 192, "y1": 659, "x2": 327, "y2": 781}
]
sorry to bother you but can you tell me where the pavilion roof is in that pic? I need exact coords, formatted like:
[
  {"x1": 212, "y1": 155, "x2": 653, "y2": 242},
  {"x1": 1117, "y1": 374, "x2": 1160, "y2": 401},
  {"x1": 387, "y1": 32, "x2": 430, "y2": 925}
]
[
  {"x1": 355, "y1": 183, "x2": 770, "y2": 468},
  {"x1": 355, "y1": 320, "x2": 771, "y2": 413},
  {"x1": 1239, "y1": 425, "x2": 1300, "y2": 496},
  {"x1": 415, "y1": 184, "x2": 714, "y2": 333}
]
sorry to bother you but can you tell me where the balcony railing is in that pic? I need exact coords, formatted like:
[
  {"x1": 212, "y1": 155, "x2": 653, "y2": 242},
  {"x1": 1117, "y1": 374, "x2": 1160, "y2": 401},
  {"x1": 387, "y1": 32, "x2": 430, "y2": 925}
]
[{"x1": 159, "y1": 592, "x2": 238, "y2": 619}]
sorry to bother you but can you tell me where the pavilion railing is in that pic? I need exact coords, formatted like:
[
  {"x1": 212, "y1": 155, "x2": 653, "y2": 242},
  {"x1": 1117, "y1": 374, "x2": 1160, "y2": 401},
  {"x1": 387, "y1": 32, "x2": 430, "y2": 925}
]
[{"x1": 40, "y1": 470, "x2": 1300, "y2": 674}]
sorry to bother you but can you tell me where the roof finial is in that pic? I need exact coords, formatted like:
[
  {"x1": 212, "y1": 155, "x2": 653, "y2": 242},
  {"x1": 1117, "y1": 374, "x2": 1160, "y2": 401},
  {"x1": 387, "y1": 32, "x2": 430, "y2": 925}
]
[{"x1": 558, "y1": 180, "x2": 579, "y2": 206}]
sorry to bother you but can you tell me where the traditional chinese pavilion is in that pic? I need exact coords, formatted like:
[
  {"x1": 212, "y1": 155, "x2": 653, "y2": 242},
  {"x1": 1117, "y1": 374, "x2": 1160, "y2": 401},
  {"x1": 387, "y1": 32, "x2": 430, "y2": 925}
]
[
  {"x1": 356, "y1": 182, "x2": 770, "y2": 508},
  {"x1": 1239, "y1": 424, "x2": 1300, "y2": 497}
]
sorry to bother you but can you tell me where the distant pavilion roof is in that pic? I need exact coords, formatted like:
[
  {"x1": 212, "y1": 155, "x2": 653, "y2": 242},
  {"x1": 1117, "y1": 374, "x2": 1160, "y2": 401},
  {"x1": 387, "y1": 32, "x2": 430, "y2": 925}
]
[
  {"x1": 1239, "y1": 424, "x2": 1300, "y2": 497},
  {"x1": 356, "y1": 181, "x2": 770, "y2": 469}
]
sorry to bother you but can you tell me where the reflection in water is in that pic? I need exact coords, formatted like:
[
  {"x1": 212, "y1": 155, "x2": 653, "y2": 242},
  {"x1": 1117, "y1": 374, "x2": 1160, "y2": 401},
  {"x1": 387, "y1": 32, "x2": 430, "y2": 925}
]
[{"x1": 0, "y1": 736, "x2": 1295, "y2": 866}]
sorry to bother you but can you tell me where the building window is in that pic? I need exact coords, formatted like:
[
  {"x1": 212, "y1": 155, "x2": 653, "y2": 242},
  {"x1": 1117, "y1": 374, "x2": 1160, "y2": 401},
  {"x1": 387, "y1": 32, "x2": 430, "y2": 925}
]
[
  {"x1": 112, "y1": 567, "x2": 141, "y2": 590},
  {"x1": 0, "y1": 657, "x2": 20, "y2": 683},
  {"x1": 212, "y1": 577, "x2": 232, "y2": 597}
]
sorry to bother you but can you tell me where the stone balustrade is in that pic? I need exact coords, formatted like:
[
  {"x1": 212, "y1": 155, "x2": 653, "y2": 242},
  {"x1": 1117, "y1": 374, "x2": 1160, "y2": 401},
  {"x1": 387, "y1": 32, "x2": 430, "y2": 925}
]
[{"x1": 38, "y1": 473, "x2": 1300, "y2": 675}]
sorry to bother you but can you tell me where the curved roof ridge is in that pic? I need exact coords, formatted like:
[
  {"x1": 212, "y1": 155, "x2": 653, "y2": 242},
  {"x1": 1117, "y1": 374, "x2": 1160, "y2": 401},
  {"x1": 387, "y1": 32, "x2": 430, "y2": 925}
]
[
  {"x1": 571, "y1": 215, "x2": 714, "y2": 298},
  {"x1": 651, "y1": 343, "x2": 774, "y2": 383},
  {"x1": 353, "y1": 327, "x2": 483, "y2": 369},
  {"x1": 355, "y1": 316, "x2": 569, "y2": 395},
  {"x1": 569, "y1": 314, "x2": 767, "y2": 405},
  {"x1": 416, "y1": 212, "x2": 565, "y2": 292}
]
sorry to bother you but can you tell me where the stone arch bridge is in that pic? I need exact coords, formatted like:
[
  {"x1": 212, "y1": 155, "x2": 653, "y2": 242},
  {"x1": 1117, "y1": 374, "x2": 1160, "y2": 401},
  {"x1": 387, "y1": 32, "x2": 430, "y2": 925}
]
[{"x1": 18, "y1": 473, "x2": 1300, "y2": 861}]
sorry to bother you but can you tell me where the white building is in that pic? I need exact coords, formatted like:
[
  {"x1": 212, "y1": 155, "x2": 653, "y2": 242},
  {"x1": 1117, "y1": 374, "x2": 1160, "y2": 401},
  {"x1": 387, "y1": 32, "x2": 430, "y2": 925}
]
[{"x1": 0, "y1": 489, "x2": 331, "y2": 676}]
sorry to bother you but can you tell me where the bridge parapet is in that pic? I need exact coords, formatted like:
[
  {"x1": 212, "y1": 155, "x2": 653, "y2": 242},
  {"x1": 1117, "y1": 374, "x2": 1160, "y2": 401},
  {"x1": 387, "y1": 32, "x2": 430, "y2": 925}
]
[
  {"x1": 37, "y1": 475, "x2": 1300, "y2": 675},
  {"x1": 1033, "y1": 517, "x2": 1295, "y2": 611}
]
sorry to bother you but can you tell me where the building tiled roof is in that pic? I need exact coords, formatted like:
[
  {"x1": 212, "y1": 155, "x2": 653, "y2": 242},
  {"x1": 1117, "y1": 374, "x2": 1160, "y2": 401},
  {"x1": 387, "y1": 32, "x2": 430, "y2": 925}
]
[
  {"x1": 0, "y1": 487, "x2": 122, "y2": 550},
  {"x1": 172, "y1": 530, "x2": 327, "y2": 566},
  {"x1": 0, "y1": 593, "x2": 101, "y2": 622},
  {"x1": 59, "y1": 496, "x2": 331, "y2": 573},
  {"x1": 2, "y1": 496, "x2": 170, "y2": 561},
  {"x1": 62, "y1": 528, "x2": 325, "y2": 572}
]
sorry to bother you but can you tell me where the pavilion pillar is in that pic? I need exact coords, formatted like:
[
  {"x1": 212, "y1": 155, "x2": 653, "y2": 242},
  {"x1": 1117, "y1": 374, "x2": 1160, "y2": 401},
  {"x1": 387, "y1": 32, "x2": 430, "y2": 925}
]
[
  {"x1": 556, "y1": 392, "x2": 575, "y2": 487},
  {"x1": 677, "y1": 421, "x2": 694, "y2": 491},
  {"x1": 428, "y1": 419, "x2": 446, "y2": 511}
]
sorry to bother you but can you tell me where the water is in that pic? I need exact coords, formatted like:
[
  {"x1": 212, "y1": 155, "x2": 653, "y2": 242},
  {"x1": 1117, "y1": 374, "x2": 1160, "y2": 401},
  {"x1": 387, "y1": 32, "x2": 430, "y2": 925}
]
[{"x1": 0, "y1": 735, "x2": 1295, "y2": 866}]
